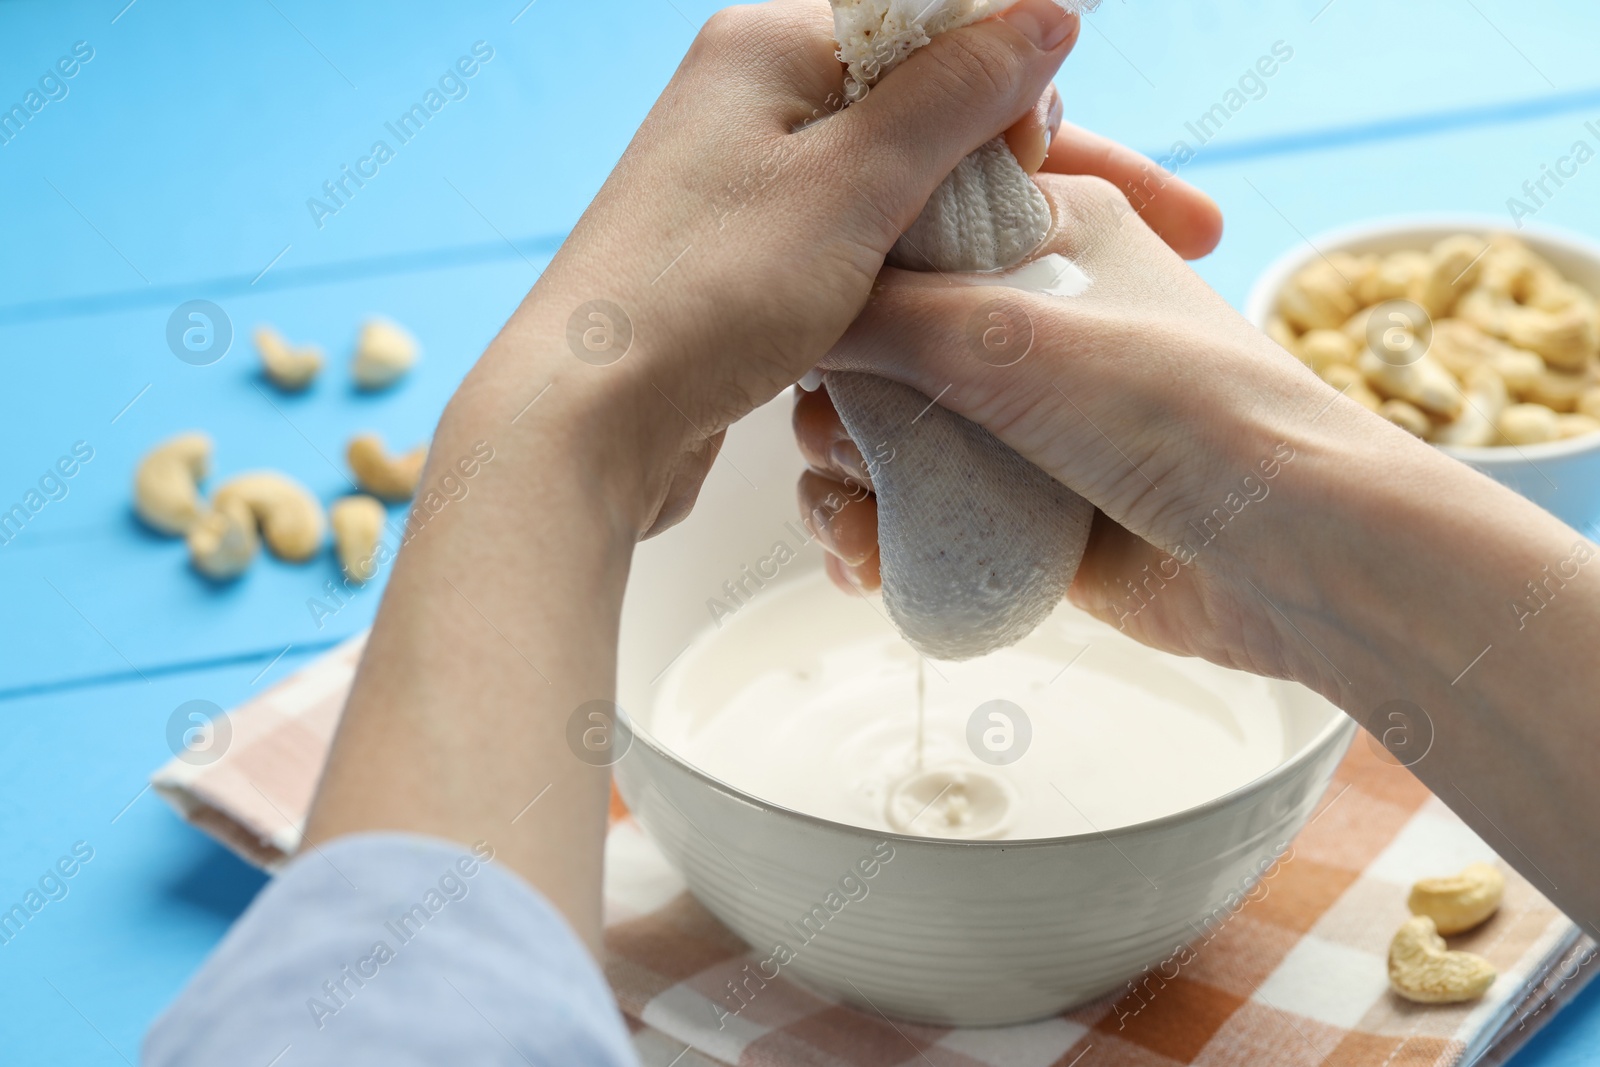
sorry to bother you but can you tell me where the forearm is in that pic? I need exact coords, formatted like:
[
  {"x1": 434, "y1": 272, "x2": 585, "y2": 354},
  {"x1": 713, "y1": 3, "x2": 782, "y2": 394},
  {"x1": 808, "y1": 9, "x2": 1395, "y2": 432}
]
[
  {"x1": 303, "y1": 314, "x2": 651, "y2": 953},
  {"x1": 1271, "y1": 405, "x2": 1600, "y2": 931}
]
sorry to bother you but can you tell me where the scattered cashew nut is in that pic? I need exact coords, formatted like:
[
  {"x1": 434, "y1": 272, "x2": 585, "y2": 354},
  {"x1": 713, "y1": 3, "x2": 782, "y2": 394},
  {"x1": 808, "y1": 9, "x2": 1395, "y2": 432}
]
[
  {"x1": 1388, "y1": 915, "x2": 1496, "y2": 1004},
  {"x1": 331, "y1": 495, "x2": 385, "y2": 582},
  {"x1": 213, "y1": 472, "x2": 326, "y2": 562},
  {"x1": 1408, "y1": 862, "x2": 1504, "y2": 935},
  {"x1": 186, "y1": 497, "x2": 259, "y2": 580},
  {"x1": 347, "y1": 434, "x2": 427, "y2": 501},
  {"x1": 134, "y1": 432, "x2": 212, "y2": 535},
  {"x1": 255, "y1": 326, "x2": 323, "y2": 390},
  {"x1": 352, "y1": 318, "x2": 418, "y2": 390}
]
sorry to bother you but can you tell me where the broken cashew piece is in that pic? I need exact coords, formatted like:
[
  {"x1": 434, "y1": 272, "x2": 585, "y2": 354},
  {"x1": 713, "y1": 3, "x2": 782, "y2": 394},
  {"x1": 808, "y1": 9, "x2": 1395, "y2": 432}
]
[
  {"x1": 134, "y1": 432, "x2": 213, "y2": 535},
  {"x1": 1388, "y1": 916, "x2": 1496, "y2": 1004},
  {"x1": 1408, "y1": 862, "x2": 1504, "y2": 935},
  {"x1": 213, "y1": 472, "x2": 326, "y2": 562},
  {"x1": 187, "y1": 497, "x2": 260, "y2": 580},
  {"x1": 352, "y1": 318, "x2": 418, "y2": 389},
  {"x1": 331, "y1": 495, "x2": 385, "y2": 582},
  {"x1": 347, "y1": 434, "x2": 427, "y2": 501},
  {"x1": 255, "y1": 326, "x2": 323, "y2": 390}
]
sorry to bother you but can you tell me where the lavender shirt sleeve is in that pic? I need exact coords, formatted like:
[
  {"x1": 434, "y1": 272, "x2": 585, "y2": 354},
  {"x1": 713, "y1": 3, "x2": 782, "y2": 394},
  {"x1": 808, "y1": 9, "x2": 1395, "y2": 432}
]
[{"x1": 144, "y1": 832, "x2": 638, "y2": 1067}]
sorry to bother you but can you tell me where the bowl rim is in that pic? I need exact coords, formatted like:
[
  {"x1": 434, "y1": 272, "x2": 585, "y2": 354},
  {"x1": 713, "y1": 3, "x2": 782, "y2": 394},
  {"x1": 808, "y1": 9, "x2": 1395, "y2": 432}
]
[
  {"x1": 618, "y1": 604, "x2": 1360, "y2": 852},
  {"x1": 1243, "y1": 212, "x2": 1600, "y2": 466}
]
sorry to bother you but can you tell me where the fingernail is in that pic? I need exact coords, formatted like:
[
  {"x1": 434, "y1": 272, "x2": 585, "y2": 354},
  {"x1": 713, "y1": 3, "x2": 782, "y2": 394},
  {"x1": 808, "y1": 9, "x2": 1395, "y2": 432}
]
[
  {"x1": 1047, "y1": 85, "x2": 1063, "y2": 138},
  {"x1": 1001, "y1": 0, "x2": 1076, "y2": 51}
]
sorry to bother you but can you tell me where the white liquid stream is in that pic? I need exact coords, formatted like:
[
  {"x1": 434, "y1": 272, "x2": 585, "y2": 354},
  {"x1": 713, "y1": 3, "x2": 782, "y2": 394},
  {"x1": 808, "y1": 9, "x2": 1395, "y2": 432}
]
[{"x1": 651, "y1": 575, "x2": 1291, "y2": 841}]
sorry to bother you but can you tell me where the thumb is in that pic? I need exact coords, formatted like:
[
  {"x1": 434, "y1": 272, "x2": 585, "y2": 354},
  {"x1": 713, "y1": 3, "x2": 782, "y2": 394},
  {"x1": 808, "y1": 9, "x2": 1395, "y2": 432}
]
[{"x1": 832, "y1": 0, "x2": 1081, "y2": 206}]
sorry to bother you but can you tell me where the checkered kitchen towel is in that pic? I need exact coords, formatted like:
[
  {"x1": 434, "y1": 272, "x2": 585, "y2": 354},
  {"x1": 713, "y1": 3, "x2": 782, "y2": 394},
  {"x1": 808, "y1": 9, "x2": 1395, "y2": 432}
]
[{"x1": 152, "y1": 633, "x2": 1596, "y2": 1067}]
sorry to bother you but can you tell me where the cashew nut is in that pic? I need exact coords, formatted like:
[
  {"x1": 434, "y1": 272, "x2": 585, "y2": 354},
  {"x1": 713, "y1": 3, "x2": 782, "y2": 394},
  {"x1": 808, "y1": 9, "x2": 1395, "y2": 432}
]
[
  {"x1": 213, "y1": 472, "x2": 325, "y2": 562},
  {"x1": 1577, "y1": 386, "x2": 1600, "y2": 422},
  {"x1": 1557, "y1": 412, "x2": 1600, "y2": 440},
  {"x1": 1432, "y1": 366, "x2": 1508, "y2": 448},
  {"x1": 1266, "y1": 316, "x2": 1298, "y2": 353},
  {"x1": 134, "y1": 432, "x2": 212, "y2": 535},
  {"x1": 1408, "y1": 862, "x2": 1504, "y2": 935},
  {"x1": 352, "y1": 318, "x2": 418, "y2": 390},
  {"x1": 1520, "y1": 367, "x2": 1591, "y2": 413},
  {"x1": 1416, "y1": 235, "x2": 1487, "y2": 317},
  {"x1": 186, "y1": 497, "x2": 259, "y2": 580},
  {"x1": 1320, "y1": 363, "x2": 1383, "y2": 412},
  {"x1": 1299, "y1": 328, "x2": 1358, "y2": 374},
  {"x1": 1498, "y1": 403, "x2": 1560, "y2": 445},
  {"x1": 1358, "y1": 349, "x2": 1463, "y2": 418},
  {"x1": 1480, "y1": 235, "x2": 1563, "y2": 302},
  {"x1": 1380, "y1": 399, "x2": 1431, "y2": 438},
  {"x1": 347, "y1": 434, "x2": 427, "y2": 501},
  {"x1": 1388, "y1": 916, "x2": 1496, "y2": 1004},
  {"x1": 331, "y1": 495, "x2": 386, "y2": 582},
  {"x1": 1279, "y1": 259, "x2": 1360, "y2": 332},
  {"x1": 255, "y1": 326, "x2": 323, "y2": 390},
  {"x1": 1354, "y1": 250, "x2": 1430, "y2": 307},
  {"x1": 1504, "y1": 303, "x2": 1600, "y2": 372}
]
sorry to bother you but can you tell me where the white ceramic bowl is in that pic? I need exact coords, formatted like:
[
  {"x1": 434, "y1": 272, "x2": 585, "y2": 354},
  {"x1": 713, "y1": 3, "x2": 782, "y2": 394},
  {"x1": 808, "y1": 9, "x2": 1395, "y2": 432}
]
[
  {"x1": 1245, "y1": 215, "x2": 1600, "y2": 532},
  {"x1": 613, "y1": 397, "x2": 1356, "y2": 1026}
]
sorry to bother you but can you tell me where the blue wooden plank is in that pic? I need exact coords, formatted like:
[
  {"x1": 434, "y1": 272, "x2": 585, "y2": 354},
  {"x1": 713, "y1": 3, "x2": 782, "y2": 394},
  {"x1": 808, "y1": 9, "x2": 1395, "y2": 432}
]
[
  {"x1": 0, "y1": 651, "x2": 332, "y2": 1063},
  {"x1": 0, "y1": 254, "x2": 543, "y2": 691}
]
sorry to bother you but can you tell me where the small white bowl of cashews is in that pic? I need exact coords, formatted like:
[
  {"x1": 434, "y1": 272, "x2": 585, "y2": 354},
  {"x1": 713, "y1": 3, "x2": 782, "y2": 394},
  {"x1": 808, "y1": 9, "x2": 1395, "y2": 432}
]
[{"x1": 1246, "y1": 216, "x2": 1600, "y2": 531}]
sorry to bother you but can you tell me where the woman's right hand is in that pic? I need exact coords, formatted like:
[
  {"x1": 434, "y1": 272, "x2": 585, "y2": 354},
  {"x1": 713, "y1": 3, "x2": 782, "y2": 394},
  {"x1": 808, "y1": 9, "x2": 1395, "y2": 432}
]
[{"x1": 797, "y1": 166, "x2": 1550, "y2": 704}]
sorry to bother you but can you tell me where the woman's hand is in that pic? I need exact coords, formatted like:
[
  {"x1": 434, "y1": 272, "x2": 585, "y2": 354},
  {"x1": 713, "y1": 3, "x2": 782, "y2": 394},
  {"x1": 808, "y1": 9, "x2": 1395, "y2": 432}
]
[{"x1": 454, "y1": 0, "x2": 1090, "y2": 538}]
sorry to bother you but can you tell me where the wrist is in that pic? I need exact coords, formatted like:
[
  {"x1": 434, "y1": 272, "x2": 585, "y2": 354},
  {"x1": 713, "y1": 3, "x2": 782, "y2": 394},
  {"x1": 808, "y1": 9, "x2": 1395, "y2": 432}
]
[
  {"x1": 1254, "y1": 410, "x2": 1579, "y2": 713},
  {"x1": 444, "y1": 301, "x2": 723, "y2": 541}
]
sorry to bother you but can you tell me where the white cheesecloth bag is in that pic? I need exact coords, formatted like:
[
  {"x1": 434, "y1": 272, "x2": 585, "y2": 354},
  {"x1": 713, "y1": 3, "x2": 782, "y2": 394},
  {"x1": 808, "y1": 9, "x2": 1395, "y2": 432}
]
[{"x1": 825, "y1": 0, "x2": 1098, "y2": 661}]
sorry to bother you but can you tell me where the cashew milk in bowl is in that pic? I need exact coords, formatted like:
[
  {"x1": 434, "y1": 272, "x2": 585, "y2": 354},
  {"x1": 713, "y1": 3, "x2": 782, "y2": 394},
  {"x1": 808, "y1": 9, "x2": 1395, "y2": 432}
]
[{"x1": 653, "y1": 573, "x2": 1293, "y2": 842}]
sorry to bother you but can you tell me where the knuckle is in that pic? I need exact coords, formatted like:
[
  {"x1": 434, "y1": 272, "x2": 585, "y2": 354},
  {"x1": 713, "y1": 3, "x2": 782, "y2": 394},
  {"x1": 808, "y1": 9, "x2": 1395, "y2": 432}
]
[
  {"x1": 928, "y1": 31, "x2": 1024, "y2": 105},
  {"x1": 1046, "y1": 173, "x2": 1136, "y2": 247},
  {"x1": 697, "y1": 5, "x2": 763, "y2": 49}
]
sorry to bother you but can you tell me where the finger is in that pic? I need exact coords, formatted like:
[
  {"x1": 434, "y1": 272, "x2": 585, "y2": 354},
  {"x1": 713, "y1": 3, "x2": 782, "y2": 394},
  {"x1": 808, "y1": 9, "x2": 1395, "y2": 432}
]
[
  {"x1": 1003, "y1": 85, "x2": 1061, "y2": 174},
  {"x1": 824, "y1": 551, "x2": 883, "y2": 595},
  {"x1": 1065, "y1": 513, "x2": 1173, "y2": 630},
  {"x1": 798, "y1": 470, "x2": 879, "y2": 567},
  {"x1": 1042, "y1": 123, "x2": 1223, "y2": 259},
  {"x1": 827, "y1": 0, "x2": 1081, "y2": 228},
  {"x1": 793, "y1": 383, "x2": 876, "y2": 488}
]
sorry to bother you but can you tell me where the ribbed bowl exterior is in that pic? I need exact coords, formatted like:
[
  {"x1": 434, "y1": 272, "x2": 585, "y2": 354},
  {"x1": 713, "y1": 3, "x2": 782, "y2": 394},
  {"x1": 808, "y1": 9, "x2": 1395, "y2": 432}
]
[{"x1": 614, "y1": 715, "x2": 1357, "y2": 1027}]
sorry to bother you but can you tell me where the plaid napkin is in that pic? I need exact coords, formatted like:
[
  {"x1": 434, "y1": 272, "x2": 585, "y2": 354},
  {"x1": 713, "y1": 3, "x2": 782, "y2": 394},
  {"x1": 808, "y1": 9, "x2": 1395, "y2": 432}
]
[{"x1": 152, "y1": 633, "x2": 1595, "y2": 1067}]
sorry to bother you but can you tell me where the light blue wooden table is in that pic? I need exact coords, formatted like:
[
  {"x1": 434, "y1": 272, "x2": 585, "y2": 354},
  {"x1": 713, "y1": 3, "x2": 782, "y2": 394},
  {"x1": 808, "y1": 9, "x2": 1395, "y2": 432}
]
[{"x1": 1, "y1": 0, "x2": 1596, "y2": 1062}]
